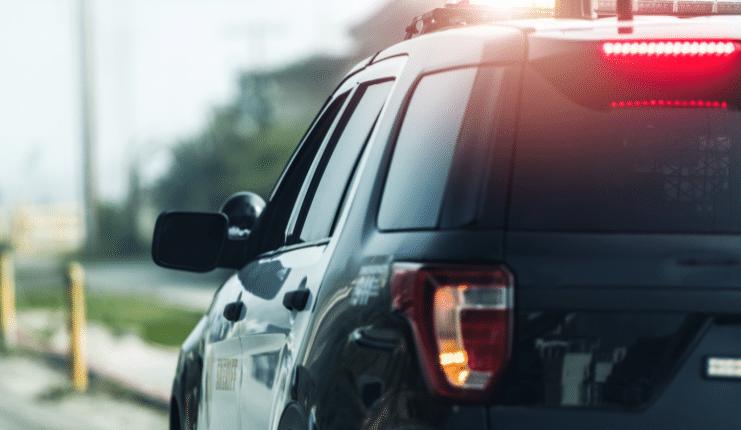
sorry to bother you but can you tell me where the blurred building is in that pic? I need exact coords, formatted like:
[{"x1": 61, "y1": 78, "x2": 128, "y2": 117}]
[
  {"x1": 246, "y1": 55, "x2": 351, "y2": 133},
  {"x1": 11, "y1": 203, "x2": 84, "y2": 255},
  {"x1": 349, "y1": 0, "x2": 432, "y2": 57},
  {"x1": 248, "y1": 0, "x2": 433, "y2": 132}
]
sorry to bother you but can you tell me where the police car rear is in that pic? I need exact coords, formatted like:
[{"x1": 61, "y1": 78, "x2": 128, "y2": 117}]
[{"x1": 387, "y1": 2, "x2": 741, "y2": 428}]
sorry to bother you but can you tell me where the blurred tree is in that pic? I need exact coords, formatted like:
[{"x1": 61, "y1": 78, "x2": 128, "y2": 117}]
[
  {"x1": 152, "y1": 55, "x2": 351, "y2": 213},
  {"x1": 97, "y1": 202, "x2": 146, "y2": 257},
  {"x1": 153, "y1": 99, "x2": 287, "y2": 212}
]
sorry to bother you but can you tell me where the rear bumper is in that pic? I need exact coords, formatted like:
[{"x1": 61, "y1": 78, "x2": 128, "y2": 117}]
[{"x1": 487, "y1": 322, "x2": 741, "y2": 429}]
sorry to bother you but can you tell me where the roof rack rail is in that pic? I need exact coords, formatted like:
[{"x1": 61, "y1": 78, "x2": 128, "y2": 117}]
[
  {"x1": 404, "y1": 3, "x2": 553, "y2": 40},
  {"x1": 555, "y1": 0, "x2": 597, "y2": 18},
  {"x1": 596, "y1": 0, "x2": 741, "y2": 16}
]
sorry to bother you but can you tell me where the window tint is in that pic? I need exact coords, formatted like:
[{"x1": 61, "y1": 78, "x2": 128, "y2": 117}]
[
  {"x1": 511, "y1": 67, "x2": 741, "y2": 232},
  {"x1": 378, "y1": 67, "x2": 478, "y2": 230},
  {"x1": 252, "y1": 92, "x2": 349, "y2": 254},
  {"x1": 298, "y1": 80, "x2": 394, "y2": 243}
]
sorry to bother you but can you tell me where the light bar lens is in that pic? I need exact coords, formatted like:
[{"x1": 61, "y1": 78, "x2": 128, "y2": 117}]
[
  {"x1": 611, "y1": 100, "x2": 728, "y2": 109},
  {"x1": 603, "y1": 41, "x2": 737, "y2": 56},
  {"x1": 707, "y1": 357, "x2": 741, "y2": 378}
]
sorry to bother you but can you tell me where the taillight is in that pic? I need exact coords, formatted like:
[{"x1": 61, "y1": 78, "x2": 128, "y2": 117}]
[
  {"x1": 391, "y1": 263, "x2": 513, "y2": 402},
  {"x1": 602, "y1": 40, "x2": 738, "y2": 57}
]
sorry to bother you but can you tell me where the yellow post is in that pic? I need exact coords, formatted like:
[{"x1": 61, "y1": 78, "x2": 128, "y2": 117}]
[
  {"x1": 0, "y1": 245, "x2": 17, "y2": 351},
  {"x1": 65, "y1": 262, "x2": 88, "y2": 392}
]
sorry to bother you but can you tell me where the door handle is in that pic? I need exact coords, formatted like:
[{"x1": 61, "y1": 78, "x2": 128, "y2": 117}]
[
  {"x1": 283, "y1": 289, "x2": 310, "y2": 312},
  {"x1": 223, "y1": 301, "x2": 245, "y2": 322}
]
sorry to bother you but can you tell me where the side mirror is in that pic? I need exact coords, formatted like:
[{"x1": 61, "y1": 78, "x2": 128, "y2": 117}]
[
  {"x1": 152, "y1": 211, "x2": 228, "y2": 272},
  {"x1": 221, "y1": 192, "x2": 266, "y2": 239}
]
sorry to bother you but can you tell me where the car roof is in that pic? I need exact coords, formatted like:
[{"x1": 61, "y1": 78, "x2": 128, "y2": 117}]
[
  {"x1": 370, "y1": 14, "x2": 741, "y2": 66},
  {"x1": 373, "y1": 24, "x2": 526, "y2": 67},
  {"x1": 508, "y1": 15, "x2": 741, "y2": 39}
]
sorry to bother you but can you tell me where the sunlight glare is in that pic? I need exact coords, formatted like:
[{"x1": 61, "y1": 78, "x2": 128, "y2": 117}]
[{"x1": 447, "y1": 0, "x2": 555, "y2": 9}]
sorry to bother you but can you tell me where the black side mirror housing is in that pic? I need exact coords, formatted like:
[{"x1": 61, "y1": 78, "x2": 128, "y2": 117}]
[
  {"x1": 221, "y1": 192, "x2": 266, "y2": 239},
  {"x1": 152, "y1": 211, "x2": 229, "y2": 272}
]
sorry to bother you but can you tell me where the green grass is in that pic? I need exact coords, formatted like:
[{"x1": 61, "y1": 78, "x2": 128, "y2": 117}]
[
  {"x1": 17, "y1": 289, "x2": 203, "y2": 348},
  {"x1": 86, "y1": 294, "x2": 203, "y2": 347},
  {"x1": 17, "y1": 289, "x2": 65, "y2": 310}
]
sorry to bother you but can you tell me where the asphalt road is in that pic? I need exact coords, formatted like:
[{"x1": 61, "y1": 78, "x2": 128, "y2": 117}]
[
  {"x1": 83, "y1": 259, "x2": 232, "y2": 311},
  {"x1": 15, "y1": 256, "x2": 233, "y2": 311}
]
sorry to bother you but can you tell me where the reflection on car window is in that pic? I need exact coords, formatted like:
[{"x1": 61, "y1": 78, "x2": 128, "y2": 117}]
[
  {"x1": 255, "y1": 91, "x2": 349, "y2": 253},
  {"x1": 511, "y1": 68, "x2": 741, "y2": 232},
  {"x1": 378, "y1": 67, "x2": 478, "y2": 230}
]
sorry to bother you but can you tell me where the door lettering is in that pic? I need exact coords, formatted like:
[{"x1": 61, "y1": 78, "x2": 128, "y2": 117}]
[{"x1": 215, "y1": 358, "x2": 238, "y2": 390}]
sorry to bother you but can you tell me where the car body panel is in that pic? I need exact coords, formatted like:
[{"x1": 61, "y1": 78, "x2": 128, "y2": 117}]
[
  {"x1": 489, "y1": 322, "x2": 741, "y2": 428},
  {"x1": 291, "y1": 42, "x2": 525, "y2": 428},
  {"x1": 234, "y1": 244, "x2": 327, "y2": 430}
]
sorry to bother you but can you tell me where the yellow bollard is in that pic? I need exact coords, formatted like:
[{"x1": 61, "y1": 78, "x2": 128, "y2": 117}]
[
  {"x1": 65, "y1": 262, "x2": 88, "y2": 392},
  {"x1": 0, "y1": 245, "x2": 17, "y2": 351}
]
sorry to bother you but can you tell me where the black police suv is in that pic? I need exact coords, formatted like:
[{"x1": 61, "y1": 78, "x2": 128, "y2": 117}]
[{"x1": 153, "y1": 1, "x2": 741, "y2": 428}]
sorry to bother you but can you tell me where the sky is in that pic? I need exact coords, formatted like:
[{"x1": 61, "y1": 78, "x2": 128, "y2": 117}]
[{"x1": 0, "y1": 0, "x2": 391, "y2": 207}]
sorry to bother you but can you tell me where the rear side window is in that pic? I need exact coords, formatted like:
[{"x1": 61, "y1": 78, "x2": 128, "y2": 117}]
[
  {"x1": 378, "y1": 67, "x2": 478, "y2": 230},
  {"x1": 297, "y1": 80, "x2": 395, "y2": 243},
  {"x1": 510, "y1": 66, "x2": 741, "y2": 232}
]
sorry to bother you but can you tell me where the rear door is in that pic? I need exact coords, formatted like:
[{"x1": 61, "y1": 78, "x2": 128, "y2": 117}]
[{"x1": 233, "y1": 57, "x2": 406, "y2": 430}]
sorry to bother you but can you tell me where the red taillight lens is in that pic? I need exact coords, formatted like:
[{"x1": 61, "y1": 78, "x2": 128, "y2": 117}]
[
  {"x1": 602, "y1": 40, "x2": 738, "y2": 57},
  {"x1": 611, "y1": 100, "x2": 728, "y2": 108},
  {"x1": 391, "y1": 263, "x2": 513, "y2": 402}
]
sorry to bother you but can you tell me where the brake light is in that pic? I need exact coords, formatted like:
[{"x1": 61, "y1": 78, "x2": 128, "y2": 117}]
[
  {"x1": 602, "y1": 41, "x2": 738, "y2": 56},
  {"x1": 611, "y1": 100, "x2": 728, "y2": 108},
  {"x1": 391, "y1": 263, "x2": 513, "y2": 402}
]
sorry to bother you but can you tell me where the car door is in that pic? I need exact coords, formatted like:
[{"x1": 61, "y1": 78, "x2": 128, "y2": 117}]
[
  {"x1": 199, "y1": 279, "x2": 245, "y2": 430},
  {"x1": 197, "y1": 81, "x2": 353, "y2": 430},
  {"x1": 232, "y1": 57, "x2": 406, "y2": 430}
]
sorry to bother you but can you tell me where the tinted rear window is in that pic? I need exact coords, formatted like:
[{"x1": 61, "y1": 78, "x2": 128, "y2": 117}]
[
  {"x1": 378, "y1": 67, "x2": 478, "y2": 230},
  {"x1": 510, "y1": 67, "x2": 741, "y2": 233}
]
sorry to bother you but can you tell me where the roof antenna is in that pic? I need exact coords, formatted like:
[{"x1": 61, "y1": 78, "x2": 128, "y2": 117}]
[{"x1": 617, "y1": 0, "x2": 633, "y2": 20}]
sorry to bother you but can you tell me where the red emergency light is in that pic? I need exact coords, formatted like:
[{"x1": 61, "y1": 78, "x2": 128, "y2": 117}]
[
  {"x1": 611, "y1": 100, "x2": 728, "y2": 108},
  {"x1": 603, "y1": 41, "x2": 737, "y2": 56}
]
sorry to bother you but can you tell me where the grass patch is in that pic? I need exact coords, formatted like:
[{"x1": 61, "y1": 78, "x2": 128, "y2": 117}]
[
  {"x1": 17, "y1": 288, "x2": 203, "y2": 348},
  {"x1": 86, "y1": 294, "x2": 203, "y2": 347},
  {"x1": 17, "y1": 289, "x2": 65, "y2": 310}
]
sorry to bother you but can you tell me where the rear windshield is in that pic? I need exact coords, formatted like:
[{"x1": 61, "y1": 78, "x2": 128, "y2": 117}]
[{"x1": 509, "y1": 67, "x2": 741, "y2": 233}]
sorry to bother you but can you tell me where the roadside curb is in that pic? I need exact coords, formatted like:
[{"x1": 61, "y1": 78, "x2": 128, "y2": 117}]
[{"x1": 15, "y1": 330, "x2": 171, "y2": 412}]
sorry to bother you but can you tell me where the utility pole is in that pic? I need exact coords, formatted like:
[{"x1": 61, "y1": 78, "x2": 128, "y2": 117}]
[{"x1": 79, "y1": 0, "x2": 99, "y2": 252}]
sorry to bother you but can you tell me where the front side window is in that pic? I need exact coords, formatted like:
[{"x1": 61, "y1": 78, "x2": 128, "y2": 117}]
[{"x1": 252, "y1": 92, "x2": 349, "y2": 254}]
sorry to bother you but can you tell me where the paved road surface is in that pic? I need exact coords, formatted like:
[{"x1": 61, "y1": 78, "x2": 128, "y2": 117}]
[
  {"x1": 83, "y1": 259, "x2": 233, "y2": 311},
  {"x1": 16, "y1": 256, "x2": 233, "y2": 311},
  {"x1": 0, "y1": 355, "x2": 168, "y2": 430}
]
